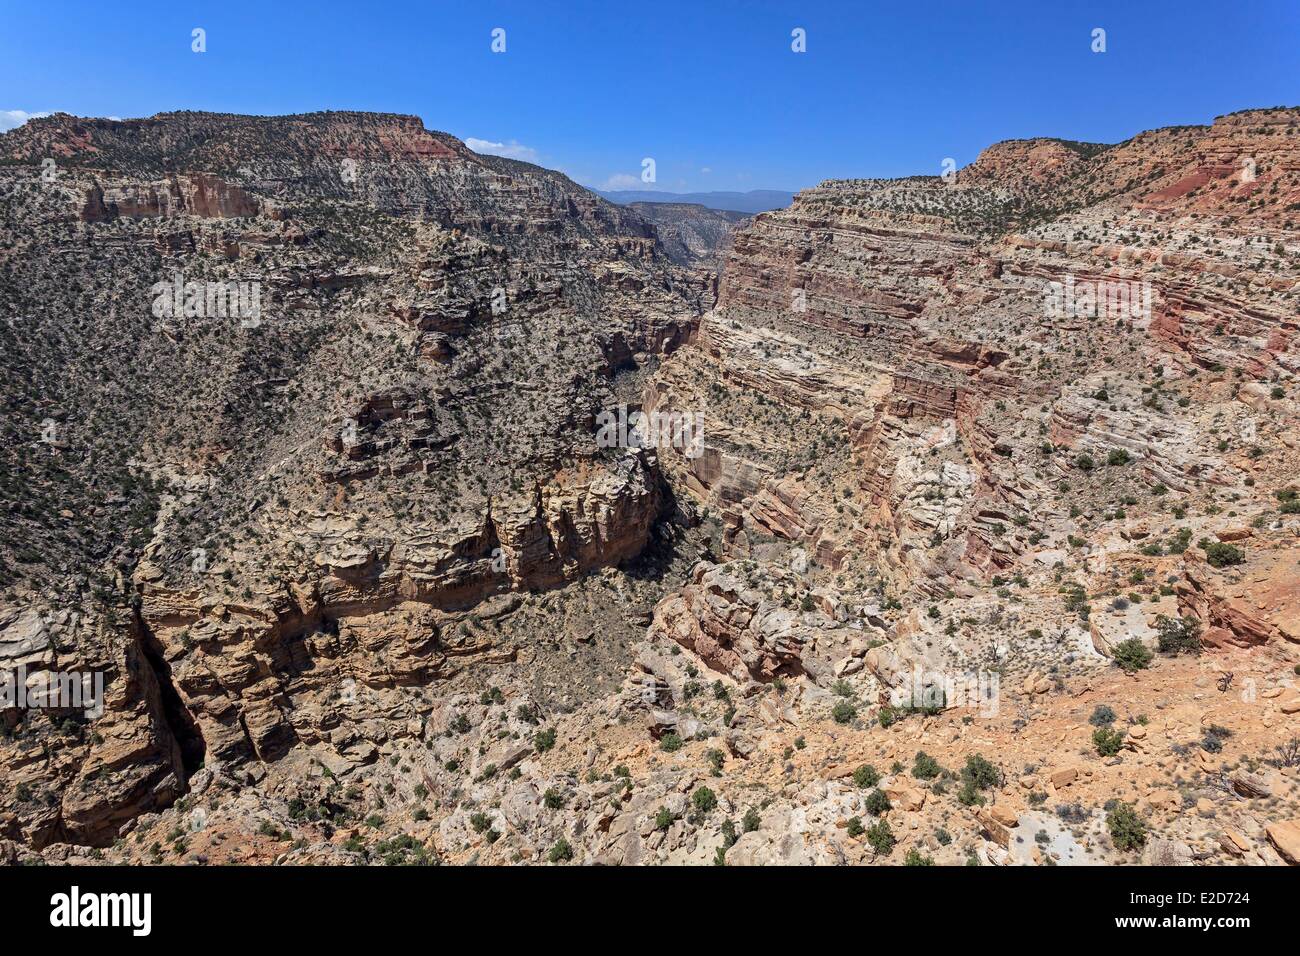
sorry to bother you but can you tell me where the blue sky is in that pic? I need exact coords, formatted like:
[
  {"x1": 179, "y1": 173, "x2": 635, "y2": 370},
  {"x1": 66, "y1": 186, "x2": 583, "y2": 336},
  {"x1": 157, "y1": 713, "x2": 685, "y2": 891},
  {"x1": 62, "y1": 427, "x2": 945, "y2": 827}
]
[{"x1": 2, "y1": 0, "x2": 1297, "y2": 193}]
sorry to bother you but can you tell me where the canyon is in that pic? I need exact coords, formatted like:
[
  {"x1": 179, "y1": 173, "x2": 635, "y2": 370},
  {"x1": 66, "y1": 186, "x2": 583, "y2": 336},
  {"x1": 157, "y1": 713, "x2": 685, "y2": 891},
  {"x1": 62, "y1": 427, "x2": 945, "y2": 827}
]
[{"x1": 1, "y1": 107, "x2": 1298, "y2": 866}]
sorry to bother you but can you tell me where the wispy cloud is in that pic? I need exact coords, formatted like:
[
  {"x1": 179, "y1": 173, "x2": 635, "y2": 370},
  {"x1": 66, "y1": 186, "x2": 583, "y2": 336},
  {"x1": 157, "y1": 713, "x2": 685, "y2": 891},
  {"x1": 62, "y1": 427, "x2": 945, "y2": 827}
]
[
  {"x1": 465, "y1": 137, "x2": 538, "y2": 162},
  {"x1": 597, "y1": 173, "x2": 646, "y2": 191},
  {"x1": 0, "y1": 110, "x2": 52, "y2": 133}
]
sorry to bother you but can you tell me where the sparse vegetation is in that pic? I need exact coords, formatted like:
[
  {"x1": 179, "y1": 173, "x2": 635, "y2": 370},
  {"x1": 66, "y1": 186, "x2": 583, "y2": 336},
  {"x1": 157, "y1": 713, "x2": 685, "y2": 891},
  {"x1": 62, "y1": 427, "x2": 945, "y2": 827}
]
[
  {"x1": 865, "y1": 820, "x2": 896, "y2": 855},
  {"x1": 1155, "y1": 615, "x2": 1201, "y2": 655},
  {"x1": 1111, "y1": 638, "x2": 1153, "y2": 672},
  {"x1": 1204, "y1": 542, "x2": 1244, "y2": 568},
  {"x1": 1092, "y1": 726, "x2": 1125, "y2": 757},
  {"x1": 1106, "y1": 803, "x2": 1147, "y2": 852}
]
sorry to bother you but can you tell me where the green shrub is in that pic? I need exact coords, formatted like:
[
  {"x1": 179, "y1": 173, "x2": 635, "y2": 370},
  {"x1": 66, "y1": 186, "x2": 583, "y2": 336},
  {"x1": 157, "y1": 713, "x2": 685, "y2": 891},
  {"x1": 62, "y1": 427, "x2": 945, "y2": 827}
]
[
  {"x1": 374, "y1": 833, "x2": 436, "y2": 866},
  {"x1": 533, "y1": 728, "x2": 557, "y2": 752},
  {"x1": 865, "y1": 789, "x2": 892, "y2": 816},
  {"x1": 865, "y1": 819, "x2": 896, "y2": 854},
  {"x1": 706, "y1": 748, "x2": 725, "y2": 775},
  {"x1": 547, "y1": 838, "x2": 573, "y2": 863},
  {"x1": 846, "y1": 816, "x2": 864, "y2": 837},
  {"x1": 1204, "y1": 542, "x2": 1244, "y2": 568},
  {"x1": 1106, "y1": 802, "x2": 1147, "y2": 851},
  {"x1": 831, "y1": 700, "x2": 858, "y2": 724},
  {"x1": 1089, "y1": 705, "x2": 1117, "y2": 726},
  {"x1": 1093, "y1": 726, "x2": 1125, "y2": 757},
  {"x1": 742, "y1": 806, "x2": 761, "y2": 832},
  {"x1": 956, "y1": 780, "x2": 983, "y2": 806},
  {"x1": 659, "y1": 732, "x2": 683, "y2": 752},
  {"x1": 692, "y1": 786, "x2": 718, "y2": 813},
  {"x1": 1107, "y1": 448, "x2": 1131, "y2": 466},
  {"x1": 1204, "y1": 724, "x2": 1232, "y2": 747},
  {"x1": 961, "y1": 754, "x2": 1001, "y2": 790},
  {"x1": 904, "y1": 848, "x2": 935, "y2": 866},
  {"x1": 720, "y1": 819, "x2": 738, "y2": 849},
  {"x1": 852, "y1": 764, "x2": 880, "y2": 789},
  {"x1": 911, "y1": 751, "x2": 942, "y2": 780},
  {"x1": 1155, "y1": 615, "x2": 1201, "y2": 655},
  {"x1": 1111, "y1": 638, "x2": 1153, "y2": 672},
  {"x1": 654, "y1": 806, "x2": 675, "y2": 831}
]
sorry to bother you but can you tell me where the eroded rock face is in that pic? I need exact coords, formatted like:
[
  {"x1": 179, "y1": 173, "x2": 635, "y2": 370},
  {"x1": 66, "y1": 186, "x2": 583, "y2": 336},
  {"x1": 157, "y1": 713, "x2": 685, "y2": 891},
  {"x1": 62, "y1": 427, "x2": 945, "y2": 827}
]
[
  {"x1": 1177, "y1": 549, "x2": 1300, "y2": 648},
  {"x1": 128, "y1": 449, "x2": 664, "y2": 775},
  {"x1": 82, "y1": 173, "x2": 265, "y2": 222},
  {"x1": 1267, "y1": 820, "x2": 1300, "y2": 865},
  {"x1": 0, "y1": 608, "x2": 185, "y2": 848},
  {"x1": 646, "y1": 108, "x2": 1300, "y2": 609},
  {"x1": 647, "y1": 560, "x2": 882, "y2": 686}
]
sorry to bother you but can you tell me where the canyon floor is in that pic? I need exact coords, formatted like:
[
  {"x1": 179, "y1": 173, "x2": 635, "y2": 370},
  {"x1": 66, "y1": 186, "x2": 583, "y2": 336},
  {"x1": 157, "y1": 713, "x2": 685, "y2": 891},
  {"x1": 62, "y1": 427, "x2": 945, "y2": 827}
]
[{"x1": 1, "y1": 108, "x2": 1299, "y2": 866}]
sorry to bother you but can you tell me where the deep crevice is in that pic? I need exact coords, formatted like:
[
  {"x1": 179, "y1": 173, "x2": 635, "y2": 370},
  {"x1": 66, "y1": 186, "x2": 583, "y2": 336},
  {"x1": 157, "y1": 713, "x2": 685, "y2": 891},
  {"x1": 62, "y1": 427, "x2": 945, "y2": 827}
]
[{"x1": 133, "y1": 609, "x2": 207, "y2": 777}]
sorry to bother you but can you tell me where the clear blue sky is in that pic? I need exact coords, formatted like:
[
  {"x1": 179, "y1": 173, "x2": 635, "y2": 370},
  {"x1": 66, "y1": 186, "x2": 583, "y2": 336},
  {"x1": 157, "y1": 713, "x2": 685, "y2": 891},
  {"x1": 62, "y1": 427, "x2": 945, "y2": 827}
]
[{"x1": 2, "y1": 0, "x2": 1297, "y2": 192}]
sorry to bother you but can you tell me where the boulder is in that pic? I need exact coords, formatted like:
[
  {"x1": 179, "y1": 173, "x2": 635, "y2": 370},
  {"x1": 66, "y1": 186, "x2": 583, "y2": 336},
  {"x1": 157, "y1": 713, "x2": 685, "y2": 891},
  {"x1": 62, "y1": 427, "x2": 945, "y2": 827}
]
[{"x1": 1265, "y1": 820, "x2": 1300, "y2": 865}]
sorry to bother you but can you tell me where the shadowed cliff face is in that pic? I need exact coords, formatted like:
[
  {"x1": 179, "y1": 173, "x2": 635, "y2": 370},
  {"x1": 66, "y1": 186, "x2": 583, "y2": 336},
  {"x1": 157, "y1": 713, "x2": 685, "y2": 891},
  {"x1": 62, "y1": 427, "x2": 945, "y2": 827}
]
[
  {"x1": 624, "y1": 202, "x2": 749, "y2": 266},
  {"x1": 2, "y1": 108, "x2": 1300, "y2": 866}
]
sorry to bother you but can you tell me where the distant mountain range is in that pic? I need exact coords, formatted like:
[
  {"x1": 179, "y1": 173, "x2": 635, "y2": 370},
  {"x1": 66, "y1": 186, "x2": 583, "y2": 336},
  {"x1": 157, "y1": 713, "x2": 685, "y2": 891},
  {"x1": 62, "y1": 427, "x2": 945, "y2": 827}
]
[{"x1": 595, "y1": 188, "x2": 795, "y2": 215}]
